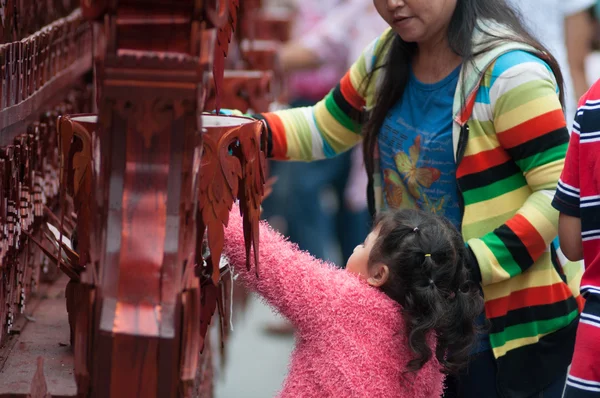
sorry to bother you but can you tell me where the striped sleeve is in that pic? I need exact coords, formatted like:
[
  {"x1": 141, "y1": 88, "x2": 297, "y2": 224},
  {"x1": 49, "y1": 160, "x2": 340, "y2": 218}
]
[
  {"x1": 468, "y1": 51, "x2": 569, "y2": 285},
  {"x1": 255, "y1": 29, "x2": 393, "y2": 161},
  {"x1": 552, "y1": 111, "x2": 582, "y2": 217}
]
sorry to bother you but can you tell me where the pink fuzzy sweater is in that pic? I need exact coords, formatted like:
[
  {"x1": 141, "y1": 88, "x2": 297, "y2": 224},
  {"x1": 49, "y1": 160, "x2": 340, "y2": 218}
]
[{"x1": 223, "y1": 209, "x2": 444, "y2": 398}]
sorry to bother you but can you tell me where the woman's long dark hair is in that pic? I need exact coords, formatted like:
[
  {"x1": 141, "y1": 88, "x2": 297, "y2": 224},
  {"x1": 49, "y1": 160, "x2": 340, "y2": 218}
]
[
  {"x1": 369, "y1": 209, "x2": 484, "y2": 374},
  {"x1": 362, "y1": 0, "x2": 565, "y2": 178}
]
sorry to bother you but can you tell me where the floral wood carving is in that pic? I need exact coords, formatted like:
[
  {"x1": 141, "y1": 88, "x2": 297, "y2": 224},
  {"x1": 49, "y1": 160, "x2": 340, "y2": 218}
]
[
  {"x1": 5, "y1": 0, "x2": 275, "y2": 397},
  {"x1": 194, "y1": 115, "x2": 267, "y2": 360},
  {"x1": 198, "y1": 115, "x2": 266, "y2": 284}
]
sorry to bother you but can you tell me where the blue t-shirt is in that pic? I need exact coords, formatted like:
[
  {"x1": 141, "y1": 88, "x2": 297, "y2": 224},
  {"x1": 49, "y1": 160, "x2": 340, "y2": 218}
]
[
  {"x1": 379, "y1": 66, "x2": 462, "y2": 228},
  {"x1": 378, "y1": 66, "x2": 491, "y2": 353}
]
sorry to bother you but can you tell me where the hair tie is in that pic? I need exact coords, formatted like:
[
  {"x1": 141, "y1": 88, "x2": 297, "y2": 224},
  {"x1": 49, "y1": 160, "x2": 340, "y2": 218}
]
[
  {"x1": 413, "y1": 227, "x2": 419, "y2": 232},
  {"x1": 424, "y1": 253, "x2": 431, "y2": 257},
  {"x1": 428, "y1": 279, "x2": 435, "y2": 287}
]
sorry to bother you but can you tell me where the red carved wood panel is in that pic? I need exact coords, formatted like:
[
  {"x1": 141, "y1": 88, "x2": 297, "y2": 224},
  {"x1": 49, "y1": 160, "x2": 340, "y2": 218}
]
[{"x1": 0, "y1": 0, "x2": 278, "y2": 396}]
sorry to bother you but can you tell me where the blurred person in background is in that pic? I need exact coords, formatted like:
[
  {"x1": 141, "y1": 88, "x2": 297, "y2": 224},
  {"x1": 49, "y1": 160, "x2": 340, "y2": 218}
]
[
  {"x1": 260, "y1": 0, "x2": 387, "y2": 335},
  {"x1": 262, "y1": 0, "x2": 387, "y2": 267},
  {"x1": 508, "y1": 0, "x2": 595, "y2": 127},
  {"x1": 585, "y1": 2, "x2": 600, "y2": 85},
  {"x1": 260, "y1": 0, "x2": 345, "y2": 270}
]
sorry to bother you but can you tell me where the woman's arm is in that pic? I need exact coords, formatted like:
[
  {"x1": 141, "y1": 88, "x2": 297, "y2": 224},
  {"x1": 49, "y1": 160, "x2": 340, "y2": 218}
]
[
  {"x1": 254, "y1": 29, "x2": 393, "y2": 162},
  {"x1": 222, "y1": 205, "x2": 363, "y2": 330},
  {"x1": 466, "y1": 52, "x2": 570, "y2": 286}
]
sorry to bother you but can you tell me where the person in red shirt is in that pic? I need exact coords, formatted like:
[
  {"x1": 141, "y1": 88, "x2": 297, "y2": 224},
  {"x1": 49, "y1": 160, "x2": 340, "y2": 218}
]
[{"x1": 552, "y1": 79, "x2": 600, "y2": 396}]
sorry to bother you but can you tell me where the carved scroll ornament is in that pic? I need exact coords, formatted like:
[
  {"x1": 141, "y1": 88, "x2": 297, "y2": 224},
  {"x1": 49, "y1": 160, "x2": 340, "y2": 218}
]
[{"x1": 198, "y1": 114, "x2": 267, "y2": 285}]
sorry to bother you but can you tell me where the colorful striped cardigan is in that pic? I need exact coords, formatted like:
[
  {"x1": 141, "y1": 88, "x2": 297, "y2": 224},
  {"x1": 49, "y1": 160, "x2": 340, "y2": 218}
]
[{"x1": 255, "y1": 24, "x2": 584, "y2": 397}]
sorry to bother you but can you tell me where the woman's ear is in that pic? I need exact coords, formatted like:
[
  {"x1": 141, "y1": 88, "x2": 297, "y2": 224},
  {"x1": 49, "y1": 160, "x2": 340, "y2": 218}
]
[{"x1": 367, "y1": 263, "x2": 390, "y2": 287}]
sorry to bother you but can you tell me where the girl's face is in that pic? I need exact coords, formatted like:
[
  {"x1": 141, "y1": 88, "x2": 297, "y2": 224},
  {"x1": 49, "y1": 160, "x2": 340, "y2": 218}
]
[
  {"x1": 347, "y1": 229, "x2": 390, "y2": 287},
  {"x1": 373, "y1": 0, "x2": 457, "y2": 45},
  {"x1": 346, "y1": 230, "x2": 378, "y2": 277}
]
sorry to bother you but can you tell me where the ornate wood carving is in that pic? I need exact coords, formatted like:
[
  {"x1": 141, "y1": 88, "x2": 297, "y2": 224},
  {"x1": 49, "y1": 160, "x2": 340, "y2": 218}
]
[
  {"x1": 0, "y1": 0, "x2": 275, "y2": 396},
  {"x1": 46, "y1": 1, "x2": 267, "y2": 397},
  {"x1": 198, "y1": 114, "x2": 266, "y2": 284}
]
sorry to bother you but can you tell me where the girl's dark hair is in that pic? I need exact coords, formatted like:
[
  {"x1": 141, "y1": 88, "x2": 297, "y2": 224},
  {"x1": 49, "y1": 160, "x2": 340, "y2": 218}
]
[
  {"x1": 362, "y1": 0, "x2": 565, "y2": 178},
  {"x1": 369, "y1": 209, "x2": 484, "y2": 374}
]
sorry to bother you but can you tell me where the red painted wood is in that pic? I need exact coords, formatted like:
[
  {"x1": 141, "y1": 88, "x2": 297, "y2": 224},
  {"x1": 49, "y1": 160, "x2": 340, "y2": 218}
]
[{"x1": 0, "y1": 1, "x2": 279, "y2": 396}]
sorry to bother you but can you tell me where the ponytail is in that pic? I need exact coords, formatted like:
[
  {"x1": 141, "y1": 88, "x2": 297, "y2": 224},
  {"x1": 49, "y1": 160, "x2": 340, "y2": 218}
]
[{"x1": 370, "y1": 210, "x2": 484, "y2": 374}]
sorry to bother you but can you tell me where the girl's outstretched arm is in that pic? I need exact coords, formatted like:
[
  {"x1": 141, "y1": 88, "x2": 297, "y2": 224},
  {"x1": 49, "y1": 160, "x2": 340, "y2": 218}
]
[{"x1": 222, "y1": 206, "x2": 363, "y2": 332}]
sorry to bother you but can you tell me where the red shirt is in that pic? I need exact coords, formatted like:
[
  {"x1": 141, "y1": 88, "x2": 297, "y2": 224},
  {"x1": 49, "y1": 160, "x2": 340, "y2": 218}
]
[{"x1": 553, "y1": 79, "x2": 600, "y2": 396}]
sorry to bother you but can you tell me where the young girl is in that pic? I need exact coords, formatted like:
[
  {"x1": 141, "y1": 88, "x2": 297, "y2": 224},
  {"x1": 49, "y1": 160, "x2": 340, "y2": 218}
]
[{"x1": 222, "y1": 205, "x2": 483, "y2": 397}]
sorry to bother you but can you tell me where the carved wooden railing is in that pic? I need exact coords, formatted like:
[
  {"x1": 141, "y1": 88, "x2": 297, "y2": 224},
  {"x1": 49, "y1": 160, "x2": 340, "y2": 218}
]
[
  {"x1": 0, "y1": 7, "x2": 92, "y2": 349},
  {"x1": 0, "y1": 5, "x2": 93, "y2": 397}
]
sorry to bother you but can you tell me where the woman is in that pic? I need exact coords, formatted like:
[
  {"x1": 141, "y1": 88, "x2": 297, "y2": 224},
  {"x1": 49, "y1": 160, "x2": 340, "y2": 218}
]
[{"x1": 251, "y1": 0, "x2": 583, "y2": 396}]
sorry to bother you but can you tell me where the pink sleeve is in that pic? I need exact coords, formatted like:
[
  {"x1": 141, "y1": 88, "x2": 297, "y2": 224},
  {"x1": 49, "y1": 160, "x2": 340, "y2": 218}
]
[{"x1": 222, "y1": 206, "x2": 359, "y2": 330}]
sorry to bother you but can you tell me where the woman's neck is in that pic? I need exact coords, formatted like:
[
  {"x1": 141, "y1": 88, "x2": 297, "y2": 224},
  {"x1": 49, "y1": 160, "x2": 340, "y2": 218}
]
[{"x1": 412, "y1": 37, "x2": 462, "y2": 84}]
